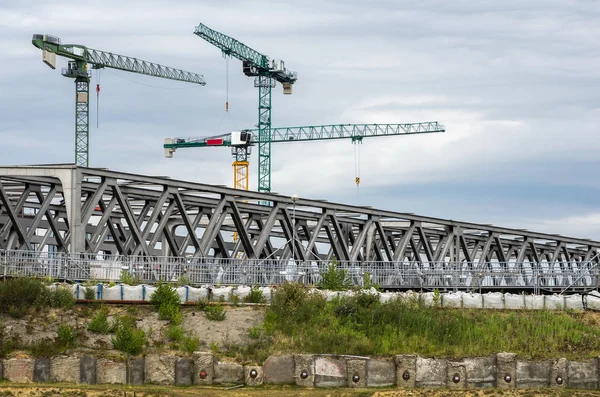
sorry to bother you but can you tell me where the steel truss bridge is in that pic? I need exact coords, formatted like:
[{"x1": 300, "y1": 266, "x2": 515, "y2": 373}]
[{"x1": 1, "y1": 164, "x2": 599, "y2": 292}]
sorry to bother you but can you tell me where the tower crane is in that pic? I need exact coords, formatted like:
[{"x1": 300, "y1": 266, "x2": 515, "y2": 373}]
[
  {"x1": 32, "y1": 34, "x2": 206, "y2": 167},
  {"x1": 192, "y1": 22, "x2": 297, "y2": 194},
  {"x1": 164, "y1": 122, "x2": 446, "y2": 191}
]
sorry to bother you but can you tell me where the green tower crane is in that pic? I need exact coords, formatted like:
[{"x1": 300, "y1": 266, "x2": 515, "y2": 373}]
[
  {"x1": 193, "y1": 23, "x2": 298, "y2": 194},
  {"x1": 164, "y1": 122, "x2": 446, "y2": 191},
  {"x1": 31, "y1": 34, "x2": 206, "y2": 167}
]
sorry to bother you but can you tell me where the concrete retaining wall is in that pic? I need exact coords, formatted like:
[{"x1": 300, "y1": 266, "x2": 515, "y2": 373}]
[{"x1": 2, "y1": 352, "x2": 600, "y2": 389}]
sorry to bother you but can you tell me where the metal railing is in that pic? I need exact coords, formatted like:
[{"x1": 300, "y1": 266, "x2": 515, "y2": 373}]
[{"x1": 1, "y1": 249, "x2": 598, "y2": 292}]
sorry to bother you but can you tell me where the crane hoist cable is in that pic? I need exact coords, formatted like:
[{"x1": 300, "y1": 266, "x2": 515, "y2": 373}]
[
  {"x1": 353, "y1": 137, "x2": 362, "y2": 187},
  {"x1": 224, "y1": 54, "x2": 230, "y2": 112},
  {"x1": 95, "y1": 69, "x2": 101, "y2": 128}
]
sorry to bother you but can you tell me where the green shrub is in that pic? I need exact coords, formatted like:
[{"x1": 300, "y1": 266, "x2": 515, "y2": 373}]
[
  {"x1": 196, "y1": 298, "x2": 209, "y2": 311},
  {"x1": 166, "y1": 325, "x2": 184, "y2": 342},
  {"x1": 204, "y1": 305, "x2": 226, "y2": 321},
  {"x1": 49, "y1": 286, "x2": 75, "y2": 309},
  {"x1": 56, "y1": 324, "x2": 76, "y2": 348},
  {"x1": 317, "y1": 261, "x2": 352, "y2": 291},
  {"x1": 361, "y1": 272, "x2": 380, "y2": 291},
  {"x1": 120, "y1": 270, "x2": 140, "y2": 286},
  {"x1": 243, "y1": 285, "x2": 266, "y2": 304},
  {"x1": 150, "y1": 282, "x2": 182, "y2": 325},
  {"x1": 110, "y1": 314, "x2": 136, "y2": 331},
  {"x1": 158, "y1": 303, "x2": 182, "y2": 325},
  {"x1": 248, "y1": 325, "x2": 263, "y2": 340},
  {"x1": 29, "y1": 338, "x2": 61, "y2": 357},
  {"x1": 111, "y1": 320, "x2": 146, "y2": 355},
  {"x1": 181, "y1": 334, "x2": 200, "y2": 354},
  {"x1": 0, "y1": 278, "x2": 49, "y2": 315},
  {"x1": 267, "y1": 282, "x2": 325, "y2": 335},
  {"x1": 149, "y1": 282, "x2": 180, "y2": 311},
  {"x1": 87, "y1": 308, "x2": 110, "y2": 334},
  {"x1": 83, "y1": 286, "x2": 96, "y2": 300}
]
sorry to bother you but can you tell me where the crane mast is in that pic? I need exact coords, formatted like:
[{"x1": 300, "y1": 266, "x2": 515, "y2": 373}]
[
  {"x1": 193, "y1": 23, "x2": 297, "y2": 195},
  {"x1": 32, "y1": 34, "x2": 206, "y2": 167}
]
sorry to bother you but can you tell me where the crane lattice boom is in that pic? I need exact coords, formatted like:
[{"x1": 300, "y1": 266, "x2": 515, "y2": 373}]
[
  {"x1": 164, "y1": 122, "x2": 445, "y2": 149},
  {"x1": 32, "y1": 34, "x2": 206, "y2": 85},
  {"x1": 194, "y1": 23, "x2": 297, "y2": 84}
]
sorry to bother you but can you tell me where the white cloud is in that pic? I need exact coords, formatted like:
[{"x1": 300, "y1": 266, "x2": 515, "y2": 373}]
[{"x1": 1, "y1": 0, "x2": 600, "y2": 240}]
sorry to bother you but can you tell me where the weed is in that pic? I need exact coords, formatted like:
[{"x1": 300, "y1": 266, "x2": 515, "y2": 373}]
[
  {"x1": 120, "y1": 270, "x2": 140, "y2": 286},
  {"x1": 49, "y1": 286, "x2": 75, "y2": 309},
  {"x1": 111, "y1": 319, "x2": 146, "y2": 355},
  {"x1": 165, "y1": 325, "x2": 184, "y2": 342},
  {"x1": 178, "y1": 274, "x2": 191, "y2": 287},
  {"x1": 361, "y1": 272, "x2": 380, "y2": 291},
  {"x1": 158, "y1": 303, "x2": 182, "y2": 325},
  {"x1": 317, "y1": 260, "x2": 352, "y2": 291},
  {"x1": 56, "y1": 324, "x2": 76, "y2": 348},
  {"x1": 0, "y1": 278, "x2": 49, "y2": 315},
  {"x1": 250, "y1": 282, "x2": 600, "y2": 361},
  {"x1": 126, "y1": 305, "x2": 139, "y2": 316},
  {"x1": 243, "y1": 285, "x2": 266, "y2": 304},
  {"x1": 150, "y1": 282, "x2": 182, "y2": 325},
  {"x1": 181, "y1": 334, "x2": 200, "y2": 354},
  {"x1": 29, "y1": 338, "x2": 61, "y2": 357},
  {"x1": 196, "y1": 298, "x2": 209, "y2": 311},
  {"x1": 232, "y1": 295, "x2": 240, "y2": 306},
  {"x1": 204, "y1": 305, "x2": 226, "y2": 321},
  {"x1": 149, "y1": 282, "x2": 180, "y2": 311},
  {"x1": 248, "y1": 325, "x2": 263, "y2": 340},
  {"x1": 87, "y1": 308, "x2": 111, "y2": 334},
  {"x1": 209, "y1": 341, "x2": 221, "y2": 355},
  {"x1": 83, "y1": 286, "x2": 96, "y2": 300}
]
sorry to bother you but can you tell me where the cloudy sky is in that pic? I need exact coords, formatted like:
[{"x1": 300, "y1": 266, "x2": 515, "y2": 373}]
[{"x1": 1, "y1": 0, "x2": 599, "y2": 239}]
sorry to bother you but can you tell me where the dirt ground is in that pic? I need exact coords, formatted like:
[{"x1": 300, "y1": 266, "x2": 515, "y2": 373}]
[
  {"x1": 0, "y1": 304, "x2": 264, "y2": 352},
  {"x1": 2, "y1": 385, "x2": 600, "y2": 397}
]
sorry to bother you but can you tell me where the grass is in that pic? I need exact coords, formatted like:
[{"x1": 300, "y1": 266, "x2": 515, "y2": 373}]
[
  {"x1": 0, "y1": 278, "x2": 75, "y2": 318},
  {"x1": 224, "y1": 282, "x2": 600, "y2": 362},
  {"x1": 4, "y1": 383, "x2": 600, "y2": 397},
  {"x1": 87, "y1": 307, "x2": 111, "y2": 334}
]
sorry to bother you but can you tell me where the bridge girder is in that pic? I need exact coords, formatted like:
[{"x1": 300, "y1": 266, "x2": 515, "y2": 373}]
[{"x1": 0, "y1": 164, "x2": 598, "y2": 269}]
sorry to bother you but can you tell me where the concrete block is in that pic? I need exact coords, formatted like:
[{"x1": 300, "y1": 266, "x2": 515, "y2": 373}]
[
  {"x1": 80, "y1": 355, "x2": 96, "y2": 384},
  {"x1": 496, "y1": 352, "x2": 517, "y2": 389},
  {"x1": 214, "y1": 361, "x2": 244, "y2": 384},
  {"x1": 50, "y1": 356, "x2": 80, "y2": 383},
  {"x1": 447, "y1": 361, "x2": 467, "y2": 389},
  {"x1": 367, "y1": 358, "x2": 395, "y2": 387},
  {"x1": 97, "y1": 358, "x2": 126, "y2": 384},
  {"x1": 568, "y1": 358, "x2": 598, "y2": 389},
  {"x1": 244, "y1": 365, "x2": 264, "y2": 386},
  {"x1": 192, "y1": 352, "x2": 213, "y2": 385},
  {"x1": 551, "y1": 358, "x2": 567, "y2": 388},
  {"x1": 127, "y1": 357, "x2": 145, "y2": 385},
  {"x1": 516, "y1": 360, "x2": 551, "y2": 388},
  {"x1": 395, "y1": 354, "x2": 417, "y2": 388},
  {"x1": 175, "y1": 358, "x2": 193, "y2": 386},
  {"x1": 145, "y1": 354, "x2": 177, "y2": 385},
  {"x1": 314, "y1": 356, "x2": 346, "y2": 388},
  {"x1": 464, "y1": 355, "x2": 496, "y2": 388},
  {"x1": 3, "y1": 357, "x2": 34, "y2": 383},
  {"x1": 33, "y1": 357, "x2": 51, "y2": 383},
  {"x1": 263, "y1": 355, "x2": 294, "y2": 385},
  {"x1": 416, "y1": 357, "x2": 447, "y2": 388},
  {"x1": 294, "y1": 354, "x2": 315, "y2": 387},
  {"x1": 346, "y1": 359, "x2": 367, "y2": 388}
]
